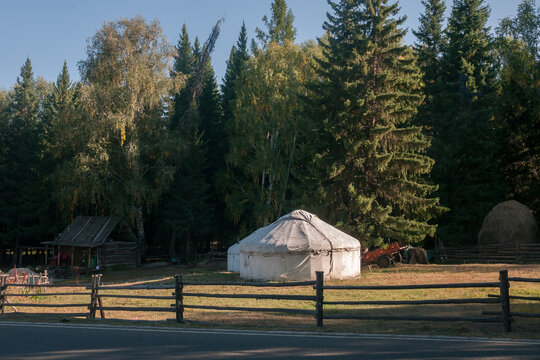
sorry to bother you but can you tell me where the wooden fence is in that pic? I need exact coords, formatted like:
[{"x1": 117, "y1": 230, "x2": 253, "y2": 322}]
[
  {"x1": 87, "y1": 276, "x2": 317, "y2": 323},
  {"x1": 436, "y1": 243, "x2": 540, "y2": 263},
  {"x1": 0, "y1": 275, "x2": 91, "y2": 317},
  {"x1": 0, "y1": 271, "x2": 538, "y2": 333},
  {"x1": 319, "y1": 270, "x2": 507, "y2": 331}
]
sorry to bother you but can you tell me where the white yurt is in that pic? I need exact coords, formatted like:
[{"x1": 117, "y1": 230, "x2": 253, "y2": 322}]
[
  {"x1": 227, "y1": 243, "x2": 240, "y2": 272},
  {"x1": 239, "y1": 210, "x2": 361, "y2": 281}
]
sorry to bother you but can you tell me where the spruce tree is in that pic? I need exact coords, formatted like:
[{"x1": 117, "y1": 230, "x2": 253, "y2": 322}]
[
  {"x1": 0, "y1": 90, "x2": 9, "y2": 158},
  {"x1": 496, "y1": 0, "x2": 540, "y2": 216},
  {"x1": 221, "y1": 22, "x2": 249, "y2": 127},
  {"x1": 43, "y1": 61, "x2": 78, "y2": 161},
  {"x1": 161, "y1": 26, "x2": 213, "y2": 260},
  {"x1": 413, "y1": 0, "x2": 446, "y2": 82},
  {"x1": 0, "y1": 58, "x2": 44, "y2": 262},
  {"x1": 170, "y1": 24, "x2": 196, "y2": 130},
  {"x1": 309, "y1": 0, "x2": 442, "y2": 246},
  {"x1": 0, "y1": 90, "x2": 10, "y2": 250},
  {"x1": 199, "y1": 52, "x2": 229, "y2": 249},
  {"x1": 174, "y1": 24, "x2": 195, "y2": 75},
  {"x1": 413, "y1": 0, "x2": 446, "y2": 133},
  {"x1": 430, "y1": 0, "x2": 506, "y2": 245},
  {"x1": 42, "y1": 62, "x2": 80, "y2": 229},
  {"x1": 218, "y1": 23, "x2": 250, "y2": 243}
]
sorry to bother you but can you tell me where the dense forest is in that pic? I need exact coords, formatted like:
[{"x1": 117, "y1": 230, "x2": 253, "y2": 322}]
[{"x1": 0, "y1": 0, "x2": 538, "y2": 263}]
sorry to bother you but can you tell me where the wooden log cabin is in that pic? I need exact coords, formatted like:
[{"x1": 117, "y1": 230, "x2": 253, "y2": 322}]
[{"x1": 42, "y1": 216, "x2": 139, "y2": 270}]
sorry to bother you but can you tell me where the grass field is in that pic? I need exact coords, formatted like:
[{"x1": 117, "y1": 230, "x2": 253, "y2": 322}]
[{"x1": 1, "y1": 263, "x2": 539, "y2": 339}]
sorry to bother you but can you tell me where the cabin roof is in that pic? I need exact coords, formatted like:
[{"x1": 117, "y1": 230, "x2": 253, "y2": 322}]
[{"x1": 43, "y1": 216, "x2": 136, "y2": 248}]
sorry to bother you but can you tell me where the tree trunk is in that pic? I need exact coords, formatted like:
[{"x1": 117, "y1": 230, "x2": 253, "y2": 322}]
[
  {"x1": 169, "y1": 228, "x2": 177, "y2": 263},
  {"x1": 12, "y1": 215, "x2": 20, "y2": 265},
  {"x1": 185, "y1": 231, "x2": 192, "y2": 264},
  {"x1": 136, "y1": 207, "x2": 146, "y2": 260},
  {"x1": 278, "y1": 134, "x2": 296, "y2": 217}
]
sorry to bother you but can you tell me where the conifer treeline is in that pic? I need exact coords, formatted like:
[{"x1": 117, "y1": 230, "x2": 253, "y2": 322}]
[{"x1": 0, "y1": 0, "x2": 538, "y2": 263}]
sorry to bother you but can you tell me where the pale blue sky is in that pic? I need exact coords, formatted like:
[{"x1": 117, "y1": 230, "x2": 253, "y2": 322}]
[{"x1": 0, "y1": 0, "x2": 524, "y2": 89}]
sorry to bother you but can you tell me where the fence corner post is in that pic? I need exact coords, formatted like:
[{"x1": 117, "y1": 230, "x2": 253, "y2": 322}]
[
  {"x1": 499, "y1": 270, "x2": 511, "y2": 332},
  {"x1": 315, "y1": 271, "x2": 324, "y2": 328},
  {"x1": 175, "y1": 274, "x2": 184, "y2": 323}
]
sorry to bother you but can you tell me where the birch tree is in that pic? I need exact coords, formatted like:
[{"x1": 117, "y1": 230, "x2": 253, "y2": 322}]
[{"x1": 74, "y1": 17, "x2": 177, "y2": 258}]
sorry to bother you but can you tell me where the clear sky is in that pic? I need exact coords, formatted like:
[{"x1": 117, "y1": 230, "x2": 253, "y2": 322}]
[{"x1": 0, "y1": 0, "x2": 524, "y2": 90}]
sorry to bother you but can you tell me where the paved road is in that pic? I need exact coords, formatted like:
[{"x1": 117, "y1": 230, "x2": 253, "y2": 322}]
[{"x1": 0, "y1": 322, "x2": 539, "y2": 359}]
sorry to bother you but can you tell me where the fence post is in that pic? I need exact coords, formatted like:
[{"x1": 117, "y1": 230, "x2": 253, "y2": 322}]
[
  {"x1": 89, "y1": 275, "x2": 97, "y2": 319},
  {"x1": 96, "y1": 274, "x2": 105, "y2": 319},
  {"x1": 0, "y1": 275, "x2": 6, "y2": 315},
  {"x1": 175, "y1": 274, "x2": 184, "y2": 323},
  {"x1": 499, "y1": 270, "x2": 511, "y2": 332},
  {"x1": 315, "y1": 271, "x2": 324, "y2": 328}
]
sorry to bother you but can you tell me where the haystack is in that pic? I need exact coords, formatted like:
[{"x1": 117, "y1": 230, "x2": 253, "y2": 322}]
[{"x1": 478, "y1": 200, "x2": 539, "y2": 246}]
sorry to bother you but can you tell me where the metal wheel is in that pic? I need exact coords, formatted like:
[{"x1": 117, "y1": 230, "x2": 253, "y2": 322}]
[{"x1": 377, "y1": 256, "x2": 391, "y2": 268}]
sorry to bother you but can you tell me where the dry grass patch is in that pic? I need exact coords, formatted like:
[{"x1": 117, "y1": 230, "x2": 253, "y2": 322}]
[{"x1": 1, "y1": 263, "x2": 539, "y2": 339}]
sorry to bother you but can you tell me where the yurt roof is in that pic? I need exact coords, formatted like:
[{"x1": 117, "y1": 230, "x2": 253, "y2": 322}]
[
  {"x1": 239, "y1": 210, "x2": 360, "y2": 255},
  {"x1": 227, "y1": 243, "x2": 239, "y2": 254}
]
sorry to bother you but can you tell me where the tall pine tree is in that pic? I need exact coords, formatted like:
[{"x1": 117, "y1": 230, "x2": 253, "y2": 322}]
[
  {"x1": 160, "y1": 26, "x2": 213, "y2": 261},
  {"x1": 0, "y1": 58, "x2": 45, "y2": 262},
  {"x1": 221, "y1": 22, "x2": 249, "y2": 129},
  {"x1": 496, "y1": 0, "x2": 540, "y2": 216},
  {"x1": 413, "y1": 0, "x2": 446, "y2": 84},
  {"x1": 309, "y1": 0, "x2": 442, "y2": 247},
  {"x1": 42, "y1": 62, "x2": 80, "y2": 229},
  {"x1": 198, "y1": 53, "x2": 230, "y2": 247},
  {"x1": 413, "y1": 0, "x2": 446, "y2": 133},
  {"x1": 430, "y1": 0, "x2": 506, "y2": 246}
]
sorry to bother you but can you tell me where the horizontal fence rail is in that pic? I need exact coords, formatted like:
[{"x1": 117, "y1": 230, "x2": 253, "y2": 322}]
[
  {"x1": 317, "y1": 271, "x2": 509, "y2": 330},
  {"x1": 323, "y1": 314, "x2": 503, "y2": 322},
  {"x1": 7, "y1": 283, "x2": 93, "y2": 288},
  {"x1": 183, "y1": 281, "x2": 316, "y2": 287},
  {"x1": 0, "y1": 274, "x2": 93, "y2": 318},
  {"x1": 324, "y1": 298, "x2": 500, "y2": 305},
  {"x1": 91, "y1": 284, "x2": 174, "y2": 290},
  {"x1": 0, "y1": 270, "x2": 538, "y2": 333},
  {"x1": 508, "y1": 277, "x2": 540, "y2": 283},
  {"x1": 320, "y1": 283, "x2": 500, "y2": 290},
  {"x1": 181, "y1": 292, "x2": 316, "y2": 301},
  {"x1": 180, "y1": 304, "x2": 316, "y2": 315}
]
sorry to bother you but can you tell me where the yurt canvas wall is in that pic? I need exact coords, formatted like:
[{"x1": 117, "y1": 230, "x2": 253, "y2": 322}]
[
  {"x1": 239, "y1": 210, "x2": 361, "y2": 281},
  {"x1": 227, "y1": 243, "x2": 240, "y2": 272}
]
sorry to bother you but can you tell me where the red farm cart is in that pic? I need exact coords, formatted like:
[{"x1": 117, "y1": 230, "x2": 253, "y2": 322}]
[{"x1": 361, "y1": 242, "x2": 407, "y2": 268}]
